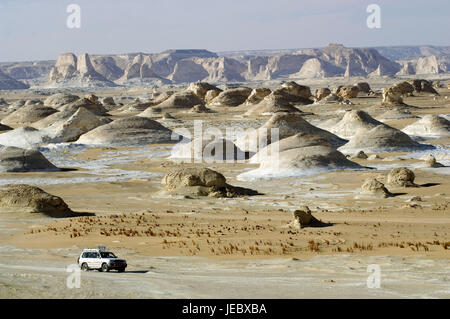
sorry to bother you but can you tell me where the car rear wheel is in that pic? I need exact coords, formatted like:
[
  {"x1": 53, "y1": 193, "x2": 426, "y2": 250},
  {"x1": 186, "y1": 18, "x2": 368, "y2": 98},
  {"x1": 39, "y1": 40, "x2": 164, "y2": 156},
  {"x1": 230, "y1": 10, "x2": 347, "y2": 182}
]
[
  {"x1": 81, "y1": 263, "x2": 89, "y2": 271},
  {"x1": 101, "y1": 263, "x2": 109, "y2": 272},
  {"x1": 118, "y1": 267, "x2": 125, "y2": 273}
]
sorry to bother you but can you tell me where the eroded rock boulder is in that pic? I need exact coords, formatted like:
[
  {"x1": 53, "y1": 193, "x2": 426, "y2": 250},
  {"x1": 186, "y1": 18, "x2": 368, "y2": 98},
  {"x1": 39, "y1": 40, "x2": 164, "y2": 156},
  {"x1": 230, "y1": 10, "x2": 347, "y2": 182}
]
[
  {"x1": 161, "y1": 167, "x2": 258, "y2": 198},
  {"x1": 0, "y1": 184, "x2": 73, "y2": 217},
  {"x1": 387, "y1": 167, "x2": 417, "y2": 187}
]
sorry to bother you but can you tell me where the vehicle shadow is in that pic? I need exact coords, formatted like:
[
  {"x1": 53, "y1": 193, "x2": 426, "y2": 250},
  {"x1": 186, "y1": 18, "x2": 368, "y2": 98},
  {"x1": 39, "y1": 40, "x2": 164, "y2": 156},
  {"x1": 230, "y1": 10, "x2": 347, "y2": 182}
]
[{"x1": 121, "y1": 270, "x2": 150, "y2": 274}]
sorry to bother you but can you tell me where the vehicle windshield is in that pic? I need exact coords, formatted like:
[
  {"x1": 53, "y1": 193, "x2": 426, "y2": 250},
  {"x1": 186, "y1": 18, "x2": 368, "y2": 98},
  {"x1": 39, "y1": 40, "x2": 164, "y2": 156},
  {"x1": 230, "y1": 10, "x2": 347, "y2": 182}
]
[{"x1": 100, "y1": 252, "x2": 117, "y2": 258}]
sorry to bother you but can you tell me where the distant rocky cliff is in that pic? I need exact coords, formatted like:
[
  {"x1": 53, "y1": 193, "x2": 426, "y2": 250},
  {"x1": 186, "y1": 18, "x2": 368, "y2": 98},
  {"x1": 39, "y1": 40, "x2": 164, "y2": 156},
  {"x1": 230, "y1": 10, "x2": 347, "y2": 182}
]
[{"x1": 1, "y1": 44, "x2": 449, "y2": 89}]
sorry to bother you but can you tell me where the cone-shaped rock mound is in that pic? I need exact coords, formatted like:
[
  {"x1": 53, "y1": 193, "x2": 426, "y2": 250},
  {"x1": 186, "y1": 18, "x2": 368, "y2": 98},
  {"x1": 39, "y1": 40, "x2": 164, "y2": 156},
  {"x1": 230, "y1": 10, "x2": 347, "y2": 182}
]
[
  {"x1": 1, "y1": 105, "x2": 58, "y2": 127},
  {"x1": 77, "y1": 116, "x2": 178, "y2": 146},
  {"x1": 170, "y1": 137, "x2": 247, "y2": 161},
  {"x1": 324, "y1": 110, "x2": 385, "y2": 139},
  {"x1": 238, "y1": 145, "x2": 363, "y2": 180},
  {"x1": 245, "y1": 92, "x2": 303, "y2": 116},
  {"x1": 208, "y1": 87, "x2": 252, "y2": 107},
  {"x1": 401, "y1": 115, "x2": 450, "y2": 137},
  {"x1": 250, "y1": 132, "x2": 333, "y2": 163},
  {"x1": 0, "y1": 127, "x2": 52, "y2": 148},
  {"x1": 44, "y1": 93, "x2": 80, "y2": 107},
  {"x1": 42, "y1": 107, "x2": 112, "y2": 143},
  {"x1": 0, "y1": 146, "x2": 59, "y2": 172},
  {"x1": 148, "y1": 91, "x2": 205, "y2": 113},
  {"x1": 235, "y1": 112, "x2": 346, "y2": 153},
  {"x1": 0, "y1": 184, "x2": 73, "y2": 217},
  {"x1": 339, "y1": 125, "x2": 426, "y2": 153},
  {"x1": 59, "y1": 98, "x2": 108, "y2": 116}
]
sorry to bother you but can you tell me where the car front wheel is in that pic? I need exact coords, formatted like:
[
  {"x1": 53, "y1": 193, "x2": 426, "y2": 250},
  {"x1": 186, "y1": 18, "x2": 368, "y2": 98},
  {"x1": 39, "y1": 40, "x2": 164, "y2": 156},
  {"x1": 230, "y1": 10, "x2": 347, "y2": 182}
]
[
  {"x1": 101, "y1": 263, "x2": 109, "y2": 272},
  {"x1": 81, "y1": 263, "x2": 89, "y2": 271}
]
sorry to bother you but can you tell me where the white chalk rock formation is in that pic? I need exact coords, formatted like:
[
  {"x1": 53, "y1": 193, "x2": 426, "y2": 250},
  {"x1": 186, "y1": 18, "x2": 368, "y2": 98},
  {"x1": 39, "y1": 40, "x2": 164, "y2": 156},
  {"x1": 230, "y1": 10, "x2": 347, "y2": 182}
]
[
  {"x1": 339, "y1": 125, "x2": 424, "y2": 153},
  {"x1": 1, "y1": 105, "x2": 58, "y2": 127},
  {"x1": 238, "y1": 145, "x2": 363, "y2": 180},
  {"x1": 235, "y1": 112, "x2": 346, "y2": 153},
  {"x1": 402, "y1": 115, "x2": 450, "y2": 137},
  {"x1": 77, "y1": 116, "x2": 178, "y2": 146},
  {"x1": 322, "y1": 110, "x2": 385, "y2": 139},
  {"x1": 0, "y1": 146, "x2": 59, "y2": 172},
  {"x1": 170, "y1": 136, "x2": 247, "y2": 161}
]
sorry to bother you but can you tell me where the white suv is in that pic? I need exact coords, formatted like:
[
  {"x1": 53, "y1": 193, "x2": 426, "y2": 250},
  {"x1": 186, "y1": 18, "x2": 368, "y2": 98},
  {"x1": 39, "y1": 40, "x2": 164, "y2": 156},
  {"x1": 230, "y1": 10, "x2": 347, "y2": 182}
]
[{"x1": 77, "y1": 248, "x2": 127, "y2": 273}]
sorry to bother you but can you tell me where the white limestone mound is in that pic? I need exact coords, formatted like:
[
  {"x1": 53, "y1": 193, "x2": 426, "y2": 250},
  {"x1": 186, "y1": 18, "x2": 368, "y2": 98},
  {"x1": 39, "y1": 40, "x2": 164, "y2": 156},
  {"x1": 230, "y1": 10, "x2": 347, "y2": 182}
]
[
  {"x1": 339, "y1": 125, "x2": 426, "y2": 153},
  {"x1": 44, "y1": 93, "x2": 80, "y2": 107},
  {"x1": 401, "y1": 115, "x2": 450, "y2": 137},
  {"x1": 315, "y1": 117, "x2": 342, "y2": 130},
  {"x1": 238, "y1": 145, "x2": 364, "y2": 181},
  {"x1": 144, "y1": 91, "x2": 204, "y2": 113},
  {"x1": 170, "y1": 136, "x2": 247, "y2": 161},
  {"x1": 249, "y1": 132, "x2": 332, "y2": 164},
  {"x1": 0, "y1": 184, "x2": 73, "y2": 217},
  {"x1": 322, "y1": 110, "x2": 385, "y2": 139},
  {"x1": 0, "y1": 146, "x2": 59, "y2": 172},
  {"x1": 208, "y1": 87, "x2": 252, "y2": 107},
  {"x1": 58, "y1": 97, "x2": 109, "y2": 116},
  {"x1": 77, "y1": 116, "x2": 179, "y2": 146},
  {"x1": 235, "y1": 112, "x2": 346, "y2": 153},
  {"x1": 0, "y1": 127, "x2": 52, "y2": 148},
  {"x1": 1, "y1": 104, "x2": 58, "y2": 127},
  {"x1": 244, "y1": 92, "x2": 303, "y2": 116},
  {"x1": 40, "y1": 107, "x2": 112, "y2": 143}
]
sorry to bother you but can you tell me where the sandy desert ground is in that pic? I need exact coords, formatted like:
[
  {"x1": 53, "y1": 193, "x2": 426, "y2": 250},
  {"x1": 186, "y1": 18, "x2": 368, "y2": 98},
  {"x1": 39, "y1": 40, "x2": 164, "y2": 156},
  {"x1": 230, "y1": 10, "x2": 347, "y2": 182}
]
[{"x1": 0, "y1": 77, "x2": 449, "y2": 298}]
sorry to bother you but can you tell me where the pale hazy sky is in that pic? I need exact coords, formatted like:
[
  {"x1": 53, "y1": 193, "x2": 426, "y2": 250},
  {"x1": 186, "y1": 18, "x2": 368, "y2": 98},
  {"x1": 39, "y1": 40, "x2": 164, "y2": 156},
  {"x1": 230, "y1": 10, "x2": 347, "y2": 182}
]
[{"x1": 0, "y1": 0, "x2": 449, "y2": 62}]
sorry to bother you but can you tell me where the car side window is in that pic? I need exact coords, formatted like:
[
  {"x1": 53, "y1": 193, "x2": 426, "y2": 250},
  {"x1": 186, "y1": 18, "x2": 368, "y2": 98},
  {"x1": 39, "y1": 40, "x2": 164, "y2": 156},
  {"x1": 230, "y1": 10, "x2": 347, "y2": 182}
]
[
  {"x1": 82, "y1": 252, "x2": 88, "y2": 258},
  {"x1": 94, "y1": 253, "x2": 100, "y2": 258}
]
